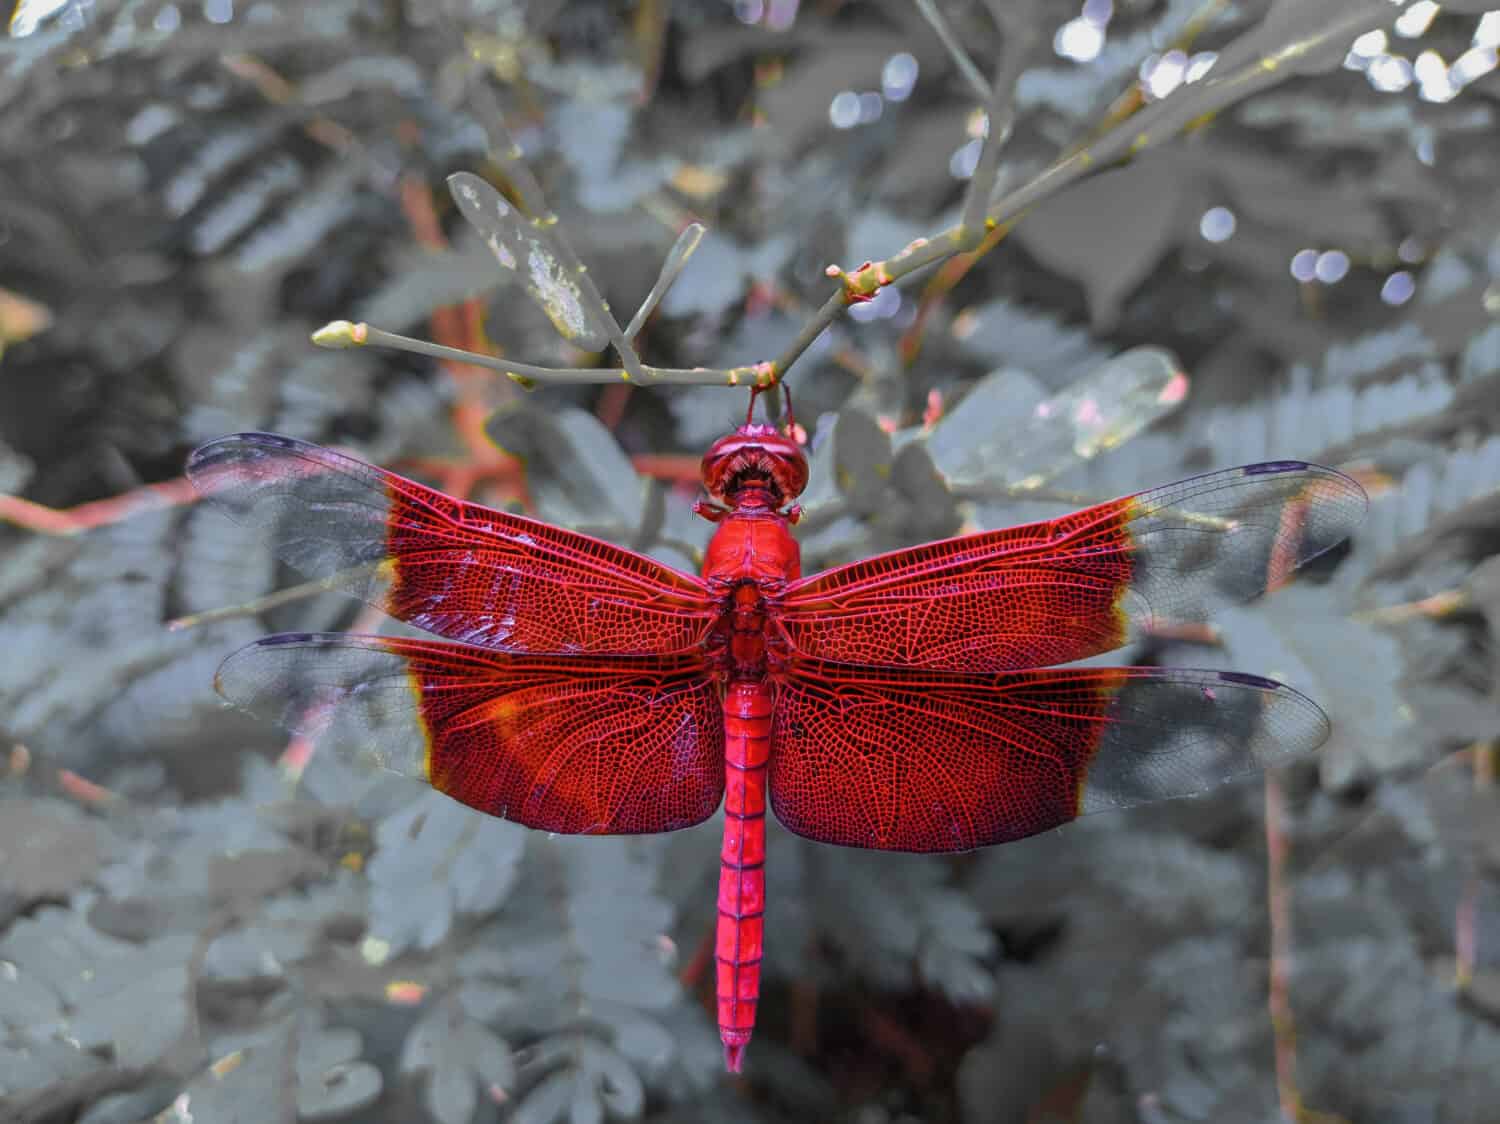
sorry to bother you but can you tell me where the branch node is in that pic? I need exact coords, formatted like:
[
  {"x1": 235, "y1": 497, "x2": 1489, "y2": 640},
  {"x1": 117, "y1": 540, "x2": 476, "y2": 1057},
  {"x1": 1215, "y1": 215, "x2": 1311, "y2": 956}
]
[{"x1": 826, "y1": 261, "x2": 889, "y2": 304}]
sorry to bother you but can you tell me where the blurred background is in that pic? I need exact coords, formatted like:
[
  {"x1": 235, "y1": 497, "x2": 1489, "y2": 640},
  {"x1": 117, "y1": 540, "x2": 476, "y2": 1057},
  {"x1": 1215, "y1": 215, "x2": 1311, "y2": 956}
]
[{"x1": 2, "y1": 0, "x2": 1499, "y2": 1121}]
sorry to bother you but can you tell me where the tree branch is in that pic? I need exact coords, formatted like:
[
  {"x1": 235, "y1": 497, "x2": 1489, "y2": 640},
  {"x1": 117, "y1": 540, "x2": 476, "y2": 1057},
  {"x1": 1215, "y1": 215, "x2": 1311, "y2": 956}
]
[
  {"x1": 912, "y1": 0, "x2": 992, "y2": 102},
  {"x1": 313, "y1": 2, "x2": 1407, "y2": 393},
  {"x1": 311, "y1": 321, "x2": 775, "y2": 388}
]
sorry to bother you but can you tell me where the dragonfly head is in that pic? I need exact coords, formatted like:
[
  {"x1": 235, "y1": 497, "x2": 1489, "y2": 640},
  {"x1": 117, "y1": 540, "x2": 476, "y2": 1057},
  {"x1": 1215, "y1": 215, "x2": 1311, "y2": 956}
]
[{"x1": 701, "y1": 424, "x2": 809, "y2": 509}]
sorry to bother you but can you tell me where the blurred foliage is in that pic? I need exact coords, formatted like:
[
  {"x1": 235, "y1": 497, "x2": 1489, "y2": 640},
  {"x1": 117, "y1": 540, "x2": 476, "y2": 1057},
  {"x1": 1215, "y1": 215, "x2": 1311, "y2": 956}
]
[{"x1": 2, "y1": 0, "x2": 1499, "y2": 1121}]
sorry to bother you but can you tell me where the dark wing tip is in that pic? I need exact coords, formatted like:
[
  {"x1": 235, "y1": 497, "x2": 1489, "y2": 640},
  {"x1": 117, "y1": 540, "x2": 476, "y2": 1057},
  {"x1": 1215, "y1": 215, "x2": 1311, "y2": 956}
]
[
  {"x1": 1215, "y1": 669, "x2": 1332, "y2": 759},
  {"x1": 1242, "y1": 459, "x2": 1368, "y2": 510},
  {"x1": 254, "y1": 631, "x2": 320, "y2": 647},
  {"x1": 1215, "y1": 669, "x2": 1282, "y2": 690},
  {"x1": 186, "y1": 431, "x2": 308, "y2": 485},
  {"x1": 1090, "y1": 666, "x2": 1333, "y2": 810},
  {"x1": 213, "y1": 631, "x2": 359, "y2": 710},
  {"x1": 186, "y1": 433, "x2": 366, "y2": 508},
  {"x1": 231, "y1": 431, "x2": 305, "y2": 449},
  {"x1": 1251, "y1": 458, "x2": 1367, "y2": 504},
  {"x1": 1242, "y1": 459, "x2": 1312, "y2": 476},
  {"x1": 185, "y1": 437, "x2": 247, "y2": 499}
]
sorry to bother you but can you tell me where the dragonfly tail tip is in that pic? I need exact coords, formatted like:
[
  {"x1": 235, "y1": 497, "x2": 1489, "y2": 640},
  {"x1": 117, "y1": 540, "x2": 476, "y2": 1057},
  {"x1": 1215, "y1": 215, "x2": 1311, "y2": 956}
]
[{"x1": 722, "y1": 1035, "x2": 749, "y2": 1073}]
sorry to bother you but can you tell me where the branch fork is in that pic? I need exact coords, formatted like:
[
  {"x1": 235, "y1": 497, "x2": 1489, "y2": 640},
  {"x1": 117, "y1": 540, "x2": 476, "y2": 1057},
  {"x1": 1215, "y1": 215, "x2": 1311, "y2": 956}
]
[{"x1": 304, "y1": 1, "x2": 1415, "y2": 400}]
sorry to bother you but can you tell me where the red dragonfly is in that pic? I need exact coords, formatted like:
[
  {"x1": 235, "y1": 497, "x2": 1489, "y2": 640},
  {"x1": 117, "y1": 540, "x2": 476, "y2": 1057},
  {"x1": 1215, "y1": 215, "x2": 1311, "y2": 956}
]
[{"x1": 187, "y1": 422, "x2": 1365, "y2": 1072}]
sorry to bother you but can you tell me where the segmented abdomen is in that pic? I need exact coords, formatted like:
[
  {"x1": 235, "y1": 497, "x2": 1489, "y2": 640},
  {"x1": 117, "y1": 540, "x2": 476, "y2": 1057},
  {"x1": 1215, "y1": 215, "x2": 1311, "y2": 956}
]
[{"x1": 716, "y1": 679, "x2": 770, "y2": 1072}]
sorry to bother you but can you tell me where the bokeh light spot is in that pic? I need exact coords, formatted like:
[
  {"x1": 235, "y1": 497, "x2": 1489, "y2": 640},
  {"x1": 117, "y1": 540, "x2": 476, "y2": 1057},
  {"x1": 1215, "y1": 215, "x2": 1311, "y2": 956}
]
[
  {"x1": 1141, "y1": 50, "x2": 1188, "y2": 99},
  {"x1": 829, "y1": 91, "x2": 860, "y2": 129},
  {"x1": 9, "y1": 0, "x2": 69, "y2": 36},
  {"x1": 949, "y1": 138, "x2": 981, "y2": 180},
  {"x1": 765, "y1": 0, "x2": 798, "y2": 32},
  {"x1": 1055, "y1": 18, "x2": 1104, "y2": 63},
  {"x1": 1414, "y1": 48, "x2": 1448, "y2": 87},
  {"x1": 1082, "y1": 0, "x2": 1113, "y2": 27},
  {"x1": 882, "y1": 52, "x2": 919, "y2": 101},
  {"x1": 849, "y1": 287, "x2": 902, "y2": 323},
  {"x1": 1394, "y1": 1, "x2": 1440, "y2": 38},
  {"x1": 1199, "y1": 207, "x2": 1236, "y2": 243},
  {"x1": 1451, "y1": 45, "x2": 1498, "y2": 87},
  {"x1": 1185, "y1": 52, "x2": 1218, "y2": 83},
  {"x1": 1367, "y1": 53, "x2": 1414, "y2": 92},
  {"x1": 1314, "y1": 250, "x2": 1350, "y2": 284},
  {"x1": 1381, "y1": 271, "x2": 1416, "y2": 305},
  {"x1": 1477, "y1": 12, "x2": 1500, "y2": 50},
  {"x1": 1352, "y1": 29, "x2": 1389, "y2": 58}
]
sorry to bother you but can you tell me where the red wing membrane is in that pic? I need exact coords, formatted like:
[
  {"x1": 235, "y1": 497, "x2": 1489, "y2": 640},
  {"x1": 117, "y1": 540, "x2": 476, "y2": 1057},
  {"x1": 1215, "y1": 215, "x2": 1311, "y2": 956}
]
[
  {"x1": 774, "y1": 462, "x2": 1366, "y2": 672},
  {"x1": 187, "y1": 434, "x2": 715, "y2": 655},
  {"x1": 217, "y1": 633, "x2": 724, "y2": 834},
  {"x1": 769, "y1": 659, "x2": 1329, "y2": 852}
]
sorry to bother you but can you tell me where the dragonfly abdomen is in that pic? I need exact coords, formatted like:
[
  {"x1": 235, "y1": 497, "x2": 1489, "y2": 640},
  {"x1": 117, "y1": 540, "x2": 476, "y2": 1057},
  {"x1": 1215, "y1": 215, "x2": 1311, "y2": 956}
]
[{"x1": 717, "y1": 678, "x2": 770, "y2": 1072}]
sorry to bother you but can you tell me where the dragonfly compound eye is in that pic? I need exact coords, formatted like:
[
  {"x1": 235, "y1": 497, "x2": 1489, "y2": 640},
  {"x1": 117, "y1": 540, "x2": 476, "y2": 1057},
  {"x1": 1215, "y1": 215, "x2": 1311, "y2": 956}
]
[{"x1": 701, "y1": 425, "x2": 809, "y2": 506}]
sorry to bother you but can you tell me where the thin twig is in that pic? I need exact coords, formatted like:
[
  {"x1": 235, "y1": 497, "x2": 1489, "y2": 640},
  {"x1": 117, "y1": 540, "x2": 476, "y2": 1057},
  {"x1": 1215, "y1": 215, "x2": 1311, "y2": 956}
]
[
  {"x1": 624, "y1": 222, "x2": 705, "y2": 340},
  {"x1": 1261, "y1": 783, "x2": 1349, "y2": 1124},
  {"x1": 1456, "y1": 873, "x2": 1479, "y2": 991},
  {"x1": 633, "y1": 0, "x2": 670, "y2": 104},
  {"x1": 912, "y1": 0, "x2": 991, "y2": 102},
  {"x1": 316, "y1": 4, "x2": 1406, "y2": 393},
  {"x1": 219, "y1": 52, "x2": 359, "y2": 153},
  {"x1": 898, "y1": 221, "x2": 1013, "y2": 365},
  {"x1": 312, "y1": 320, "x2": 776, "y2": 388},
  {"x1": 795, "y1": 1, "x2": 1403, "y2": 380},
  {"x1": 904, "y1": 13, "x2": 1031, "y2": 361},
  {"x1": 957, "y1": 21, "x2": 1030, "y2": 245},
  {"x1": 0, "y1": 476, "x2": 199, "y2": 535},
  {"x1": 763, "y1": 288, "x2": 847, "y2": 389},
  {"x1": 1260, "y1": 482, "x2": 1349, "y2": 1123},
  {"x1": 762, "y1": 282, "x2": 877, "y2": 382},
  {"x1": 1264, "y1": 772, "x2": 1301, "y2": 1122},
  {"x1": 1354, "y1": 588, "x2": 1467, "y2": 625},
  {"x1": 1456, "y1": 741, "x2": 1497, "y2": 990},
  {"x1": 167, "y1": 573, "x2": 358, "y2": 631}
]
